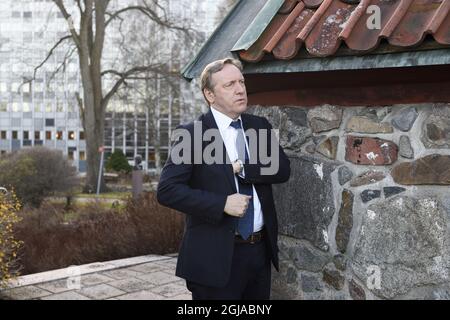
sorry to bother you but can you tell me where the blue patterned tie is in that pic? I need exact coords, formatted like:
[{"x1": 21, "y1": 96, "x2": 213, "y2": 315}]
[{"x1": 230, "y1": 119, "x2": 254, "y2": 240}]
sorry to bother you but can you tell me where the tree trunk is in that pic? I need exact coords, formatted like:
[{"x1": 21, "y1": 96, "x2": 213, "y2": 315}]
[{"x1": 79, "y1": 0, "x2": 107, "y2": 193}]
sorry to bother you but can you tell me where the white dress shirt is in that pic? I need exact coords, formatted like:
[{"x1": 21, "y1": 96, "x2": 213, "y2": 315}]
[{"x1": 210, "y1": 106, "x2": 264, "y2": 232}]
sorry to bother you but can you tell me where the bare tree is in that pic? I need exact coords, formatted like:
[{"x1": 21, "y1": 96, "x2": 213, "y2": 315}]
[
  {"x1": 28, "y1": 0, "x2": 191, "y2": 192},
  {"x1": 214, "y1": 0, "x2": 238, "y2": 25}
]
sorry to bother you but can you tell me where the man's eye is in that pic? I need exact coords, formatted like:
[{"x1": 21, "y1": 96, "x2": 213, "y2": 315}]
[{"x1": 225, "y1": 83, "x2": 233, "y2": 88}]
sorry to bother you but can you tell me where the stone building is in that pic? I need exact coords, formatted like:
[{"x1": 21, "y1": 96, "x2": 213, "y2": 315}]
[{"x1": 183, "y1": 0, "x2": 450, "y2": 299}]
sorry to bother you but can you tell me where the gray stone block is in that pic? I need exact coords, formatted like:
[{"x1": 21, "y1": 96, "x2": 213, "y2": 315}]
[
  {"x1": 352, "y1": 196, "x2": 449, "y2": 299},
  {"x1": 338, "y1": 166, "x2": 353, "y2": 186},
  {"x1": 274, "y1": 155, "x2": 338, "y2": 250}
]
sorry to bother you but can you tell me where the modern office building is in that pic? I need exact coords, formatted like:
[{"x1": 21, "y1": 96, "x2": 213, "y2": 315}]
[{"x1": 0, "y1": 0, "x2": 223, "y2": 173}]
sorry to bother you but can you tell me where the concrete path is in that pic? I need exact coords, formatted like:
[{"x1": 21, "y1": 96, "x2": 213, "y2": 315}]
[{"x1": 0, "y1": 254, "x2": 191, "y2": 300}]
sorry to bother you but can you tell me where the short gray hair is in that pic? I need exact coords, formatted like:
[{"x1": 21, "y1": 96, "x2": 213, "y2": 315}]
[{"x1": 200, "y1": 58, "x2": 243, "y2": 105}]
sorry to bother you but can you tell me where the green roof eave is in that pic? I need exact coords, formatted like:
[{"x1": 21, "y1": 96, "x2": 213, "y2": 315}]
[
  {"x1": 231, "y1": 0, "x2": 284, "y2": 52},
  {"x1": 243, "y1": 49, "x2": 450, "y2": 75}
]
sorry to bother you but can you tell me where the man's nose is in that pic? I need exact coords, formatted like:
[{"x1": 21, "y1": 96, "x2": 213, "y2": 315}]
[{"x1": 235, "y1": 82, "x2": 245, "y2": 94}]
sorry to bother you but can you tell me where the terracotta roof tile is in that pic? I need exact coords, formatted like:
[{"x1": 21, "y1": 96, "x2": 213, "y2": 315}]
[{"x1": 238, "y1": 0, "x2": 450, "y2": 61}]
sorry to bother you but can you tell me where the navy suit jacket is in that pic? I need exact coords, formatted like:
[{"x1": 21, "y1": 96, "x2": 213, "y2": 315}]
[{"x1": 157, "y1": 109, "x2": 291, "y2": 287}]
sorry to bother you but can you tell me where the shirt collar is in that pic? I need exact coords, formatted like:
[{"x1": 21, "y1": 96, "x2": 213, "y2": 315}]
[{"x1": 210, "y1": 106, "x2": 242, "y2": 132}]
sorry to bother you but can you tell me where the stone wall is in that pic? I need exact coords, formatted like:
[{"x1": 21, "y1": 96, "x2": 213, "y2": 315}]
[{"x1": 249, "y1": 103, "x2": 450, "y2": 300}]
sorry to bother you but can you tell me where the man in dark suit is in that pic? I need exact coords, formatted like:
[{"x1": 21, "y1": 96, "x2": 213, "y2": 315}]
[{"x1": 157, "y1": 58, "x2": 290, "y2": 300}]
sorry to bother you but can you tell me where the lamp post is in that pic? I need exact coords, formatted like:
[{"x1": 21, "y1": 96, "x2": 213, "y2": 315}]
[{"x1": 96, "y1": 146, "x2": 105, "y2": 195}]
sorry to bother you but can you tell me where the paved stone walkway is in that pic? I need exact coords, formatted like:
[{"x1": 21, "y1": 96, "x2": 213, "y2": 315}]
[{"x1": 0, "y1": 254, "x2": 191, "y2": 300}]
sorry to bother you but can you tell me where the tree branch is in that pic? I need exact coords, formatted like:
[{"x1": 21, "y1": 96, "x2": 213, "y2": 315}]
[
  {"x1": 102, "y1": 65, "x2": 178, "y2": 107},
  {"x1": 47, "y1": 45, "x2": 77, "y2": 85},
  {"x1": 104, "y1": 3, "x2": 188, "y2": 34},
  {"x1": 21, "y1": 35, "x2": 72, "y2": 88},
  {"x1": 52, "y1": 0, "x2": 82, "y2": 50}
]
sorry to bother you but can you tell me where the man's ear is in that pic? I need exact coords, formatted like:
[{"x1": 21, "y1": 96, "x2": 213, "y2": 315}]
[{"x1": 204, "y1": 88, "x2": 215, "y2": 105}]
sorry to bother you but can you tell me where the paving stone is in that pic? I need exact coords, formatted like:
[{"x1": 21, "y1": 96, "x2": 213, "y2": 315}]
[
  {"x1": 37, "y1": 279, "x2": 74, "y2": 294},
  {"x1": 137, "y1": 271, "x2": 182, "y2": 286},
  {"x1": 128, "y1": 262, "x2": 167, "y2": 273},
  {"x1": 115, "y1": 290, "x2": 165, "y2": 300},
  {"x1": 0, "y1": 286, "x2": 52, "y2": 300},
  {"x1": 165, "y1": 293, "x2": 192, "y2": 300},
  {"x1": 154, "y1": 259, "x2": 178, "y2": 268},
  {"x1": 108, "y1": 278, "x2": 155, "y2": 293},
  {"x1": 101, "y1": 268, "x2": 143, "y2": 280},
  {"x1": 81, "y1": 273, "x2": 115, "y2": 286},
  {"x1": 40, "y1": 291, "x2": 91, "y2": 300},
  {"x1": 150, "y1": 283, "x2": 189, "y2": 298},
  {"x1": 77, "y1": 284, "x2": 126, "y2": 300}
]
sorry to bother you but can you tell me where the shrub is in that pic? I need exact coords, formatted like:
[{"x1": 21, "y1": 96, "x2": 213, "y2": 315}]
[
  {"x1": 0, "y1": 147, "x2": 80, "y2": 207},
  {"x1": 0, "y1": 191, "x2": 23, "y2": 288},
  {"x1": 15, "y1": 192, "x2": 184, "y2": 274},
  {"x1": 105, "y1": 150, "x2": 132, "y2": 173}
]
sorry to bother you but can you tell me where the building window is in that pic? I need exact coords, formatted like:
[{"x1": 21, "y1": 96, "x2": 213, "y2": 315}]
[
  {"x1": 34, "y1": 131, "x2": 40, "y2": 140},
  {"x1": 79, "y1": 151, "x2": 86, "y2": 161},
  {"x1": 46, "y1": 131, "x2": 52, "y2": 140},
  {"x1": 12, "y1": 131, "x2": 18, "y2": 140},
  {"x1": 23, "y1": 131, "x2": 29, "y2": 140},
  {"x1": 68, "y1": 150, "x2": 75, "y2": 160},
  {"x1": 0, "y1": 131, "x2": 6, "y2": 139},
  {"x1": 45, "y1": 118, "x2": 55, "y2": 126},
  {"x1": 68, "y1": 131, "x2": 75, "y2": 140},
  {"x1": 79, "y1": 131, "x2": 85, "y2": 140},
  {"x1": 56, "y1": 131, "x2": 63, "y2": 140}
]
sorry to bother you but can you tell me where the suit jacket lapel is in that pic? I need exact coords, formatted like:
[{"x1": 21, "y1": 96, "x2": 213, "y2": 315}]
[{"x1": 202, "y1": 109, "x2": 237, "y2": 194}]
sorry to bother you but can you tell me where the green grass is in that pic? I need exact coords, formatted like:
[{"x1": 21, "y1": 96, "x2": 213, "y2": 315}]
[
  {"x1": 44, "y1": 200, "x2": 128, "y2": 223},
  {"x1": 73, "y1": 191, "x2": 132, "y2": 200}
]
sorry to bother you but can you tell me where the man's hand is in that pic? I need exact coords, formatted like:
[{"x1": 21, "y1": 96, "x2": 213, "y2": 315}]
[{"x1": 224, "y1": 193, "x2": 252, "y2": 217}]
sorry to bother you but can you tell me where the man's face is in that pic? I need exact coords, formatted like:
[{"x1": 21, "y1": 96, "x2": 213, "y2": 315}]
[{"x1": 204, "y1": 64, "x2": 248, "y2": 119}]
